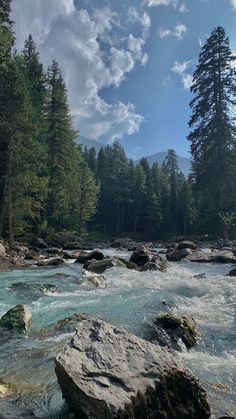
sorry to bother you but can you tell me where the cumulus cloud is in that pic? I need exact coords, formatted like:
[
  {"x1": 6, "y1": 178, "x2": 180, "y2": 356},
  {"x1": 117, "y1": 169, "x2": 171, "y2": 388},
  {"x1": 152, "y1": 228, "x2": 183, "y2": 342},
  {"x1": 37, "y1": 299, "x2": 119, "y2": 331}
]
[
  {"x1": 228, "y1": 0, "x2": 236, "y2": 9},
  {"x1": 158, "y1": 23, "x2": 187, "y2": 40},
  {"x1": 179, "y1": 2, "x2": 189, "y2": 12},
  {"x1": 12, "y1": 1, "x2": 148, "y2": 143},
  {"x1": 144, "y1": 0, "x2": 177, "y2": 7},
  {"x1": 171, "y1": 60, "x2": 193, "y2": 89}
]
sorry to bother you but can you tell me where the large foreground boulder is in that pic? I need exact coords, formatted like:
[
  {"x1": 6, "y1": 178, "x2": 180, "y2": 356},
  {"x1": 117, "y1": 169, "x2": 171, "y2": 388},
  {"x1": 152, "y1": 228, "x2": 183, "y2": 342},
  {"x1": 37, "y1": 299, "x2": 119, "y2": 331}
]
[
  {"x1": 0, "y1": 305, "x2": 32, "y2": 334},
  {"x1": 55, "y1": 318, "x2": 210, "y2": 419}
]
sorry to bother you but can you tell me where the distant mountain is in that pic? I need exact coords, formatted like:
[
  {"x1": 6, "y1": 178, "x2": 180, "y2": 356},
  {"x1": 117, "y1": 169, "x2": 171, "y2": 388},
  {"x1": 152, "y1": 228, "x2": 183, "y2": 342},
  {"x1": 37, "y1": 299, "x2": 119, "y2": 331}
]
[
  {"x1": 76, "y1": 136, "x2": 103, "y2": 153},
  {"x1": 135, "y1": 152, "x2": 191, "y2": 176},
  {"x1": 76, "y1": 137, "x2": 191, "y2": 176}
]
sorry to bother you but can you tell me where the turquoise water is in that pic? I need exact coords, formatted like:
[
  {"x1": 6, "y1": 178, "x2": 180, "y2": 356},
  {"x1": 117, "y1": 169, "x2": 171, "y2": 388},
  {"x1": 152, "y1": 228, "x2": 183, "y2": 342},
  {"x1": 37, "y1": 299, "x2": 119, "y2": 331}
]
[{"x1": 0, "y1": 249, "x2": 235, "y2": 418}]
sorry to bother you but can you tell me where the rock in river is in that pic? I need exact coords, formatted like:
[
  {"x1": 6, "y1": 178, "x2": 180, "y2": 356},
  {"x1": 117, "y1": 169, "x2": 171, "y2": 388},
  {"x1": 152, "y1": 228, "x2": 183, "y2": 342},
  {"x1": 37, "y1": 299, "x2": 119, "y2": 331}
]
[
  {"x1": 75, "y1": 250, "x2": 104, "y2": 264},
  {"x1": 84, "y1": 258, "x2": 126, "y2": 274},
  {"x1": 0, "y1": 305, "x2": 32, "y2": 334},
  {"x1": 152, "y1": 313, "x2": 199, "y2": 351},
  {"x1": 55, "y1": 318, "x2": 211, "y2": 419}
]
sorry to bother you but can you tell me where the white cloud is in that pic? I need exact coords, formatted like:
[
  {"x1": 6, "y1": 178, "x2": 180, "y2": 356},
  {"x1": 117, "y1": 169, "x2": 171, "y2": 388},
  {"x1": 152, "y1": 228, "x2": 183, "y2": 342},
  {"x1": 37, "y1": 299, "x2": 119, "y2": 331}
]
[
  {"x1": 12, "y1": 1, "x2": 148, "y2": 143},
  {"x1": 172, "y1": 60, "x2": 193, "y2": 89},
  {"x1": 158, "y1": 23, "x2": 187, "y2": 40},
  {"x1": 144, "y1": 0, "x2": 177, "y2": 7},
  {"x1": 179, "y1": 2, "x2": 189, "y2": 12},
  {"x1": 228, "y1": 0, "x2": 236, "y2": 9}
]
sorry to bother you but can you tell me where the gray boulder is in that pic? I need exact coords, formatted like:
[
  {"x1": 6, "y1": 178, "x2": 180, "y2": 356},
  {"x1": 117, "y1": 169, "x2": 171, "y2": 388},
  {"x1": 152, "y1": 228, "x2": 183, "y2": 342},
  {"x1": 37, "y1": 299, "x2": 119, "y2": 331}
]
[
  {"x1": 189, "y1": 250, "x2": 236, "y2": 263},
  {"x1": 75, "y1": 250, "x2": 104, "y2": 264},
  {"x1": 55, "y1": 318, "x2": 210, "y2": 419},
  {"x1": 177, "y1": 241, "x2": 197, "y2": 250},
  {"x1": 0, "y1": 305, "x2": 32, "y2": 334},
  {"x1": 84, "y1": 258, "x2": 126, "y2": 274},
  {"x1": 36, "y1": 257, "x2": 64, "y2": 267},
  {"x1": 167, "y1": 248, "x2": 192, "y2": 261}
]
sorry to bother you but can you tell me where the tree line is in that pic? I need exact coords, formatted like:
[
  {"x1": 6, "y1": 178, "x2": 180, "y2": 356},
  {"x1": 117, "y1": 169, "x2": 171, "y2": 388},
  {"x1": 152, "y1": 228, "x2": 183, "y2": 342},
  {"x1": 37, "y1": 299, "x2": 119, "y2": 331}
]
[
  {"x1": 1, "y1": 0, "x2": 236, "y2": 244},
  {"x1": 0, "y1": 1, "x2": 98, "y2": 246}
]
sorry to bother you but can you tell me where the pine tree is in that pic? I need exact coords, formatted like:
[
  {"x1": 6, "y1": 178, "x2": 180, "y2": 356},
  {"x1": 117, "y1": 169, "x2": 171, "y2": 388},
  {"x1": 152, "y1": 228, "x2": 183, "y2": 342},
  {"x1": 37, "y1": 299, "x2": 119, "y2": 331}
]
[
  {"x1": 20, "y1": 35, "x2": 48, "y2": 232},
  {"x1": 162, "y1": 149, "x2": 183, "y2": 234},
  {"x1": 0, "y1": 0, "x2": 14, "y2": 237},
  {"x1": 188, "y1": 26, "x2": 236, "y2": 233},
  {"x1": 45, "y1": 60, "x2": 76, "y2": 229}
]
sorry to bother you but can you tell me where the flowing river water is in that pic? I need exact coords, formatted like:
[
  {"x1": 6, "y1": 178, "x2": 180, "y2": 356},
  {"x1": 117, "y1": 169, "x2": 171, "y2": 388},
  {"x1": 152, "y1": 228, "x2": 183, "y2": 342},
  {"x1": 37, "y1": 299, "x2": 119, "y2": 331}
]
[{"x1": 0, "y1": 248, "x2": 235, "y2": 418}]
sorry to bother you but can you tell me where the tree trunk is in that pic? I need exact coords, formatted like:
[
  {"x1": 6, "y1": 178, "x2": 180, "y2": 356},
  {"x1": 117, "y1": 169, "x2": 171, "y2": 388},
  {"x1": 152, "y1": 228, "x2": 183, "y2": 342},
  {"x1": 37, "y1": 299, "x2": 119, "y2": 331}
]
[
  {"x1": 8, "y1": 157, "x2": 14, "y2": 248},
  {"x1": 0, "y1": 176, "x2": 7, "y2": 238}
]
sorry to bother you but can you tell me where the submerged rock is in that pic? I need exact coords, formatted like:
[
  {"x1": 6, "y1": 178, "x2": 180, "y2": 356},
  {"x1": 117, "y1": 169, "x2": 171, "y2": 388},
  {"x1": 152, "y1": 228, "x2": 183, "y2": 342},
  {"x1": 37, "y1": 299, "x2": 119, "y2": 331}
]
[
  {"x1": 152, "y1": 313, "x2": 199, "y2": 350},
  {"x1": 75, "y1": 250, "x2": 104, "y2": 264},
  {"x1": 0, "y1": 305, "x2": 32, "y2": 334},
  {"x1": 10, "y1": 282, "x2": 56, "y2": 296},
  {"x1": 55, "y1": 318, "x2": 210, "y2": 419},
  {"x1": 84, "y1": 258, "x2": 126, "y2": 274}
]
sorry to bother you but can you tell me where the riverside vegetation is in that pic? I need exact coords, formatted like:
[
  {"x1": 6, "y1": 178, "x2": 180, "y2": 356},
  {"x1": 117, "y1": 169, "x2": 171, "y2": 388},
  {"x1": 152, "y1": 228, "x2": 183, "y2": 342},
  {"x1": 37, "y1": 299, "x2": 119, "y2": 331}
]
[{"x1": 0, "y1": 1, "x2": 236, "y2": 419}]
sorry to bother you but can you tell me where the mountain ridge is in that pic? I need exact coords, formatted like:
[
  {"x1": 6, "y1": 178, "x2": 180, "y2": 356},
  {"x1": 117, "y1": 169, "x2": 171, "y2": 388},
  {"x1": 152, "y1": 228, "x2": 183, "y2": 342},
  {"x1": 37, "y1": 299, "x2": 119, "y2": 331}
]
[{"x1": 76, "y1": 136, "x2": 191, "y2": 176}]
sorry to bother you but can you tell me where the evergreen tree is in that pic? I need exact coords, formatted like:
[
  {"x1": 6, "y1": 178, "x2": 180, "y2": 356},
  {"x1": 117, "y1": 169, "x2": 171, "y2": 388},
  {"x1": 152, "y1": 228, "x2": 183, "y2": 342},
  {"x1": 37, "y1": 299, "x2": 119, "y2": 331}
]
[
  {"x1": 0, "y1": 0, "x2": 14, "y2": 237},
  {"x1": 162, "y1": 149, "x2": 183, "y2": 234},
  {"x1": 188, "y1": 26, "x2": 236, "y2": 233},
  {"x1": 45, "y1": 60, "x2": 76, "y2": 229}
]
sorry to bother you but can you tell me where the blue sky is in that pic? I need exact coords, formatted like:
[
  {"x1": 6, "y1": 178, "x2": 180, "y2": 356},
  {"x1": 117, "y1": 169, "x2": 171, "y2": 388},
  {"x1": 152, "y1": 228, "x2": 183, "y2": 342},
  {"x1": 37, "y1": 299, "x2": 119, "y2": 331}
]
[{"x1": 12, "y1": 0, "x2": 236, "y2": 158}]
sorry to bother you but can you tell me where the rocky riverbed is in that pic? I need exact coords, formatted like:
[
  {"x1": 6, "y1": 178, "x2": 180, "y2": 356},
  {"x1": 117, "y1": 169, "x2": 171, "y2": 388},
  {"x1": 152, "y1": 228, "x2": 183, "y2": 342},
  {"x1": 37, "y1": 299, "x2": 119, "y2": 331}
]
[{"x1": 0, "y1": 238, "x2": 235, "y2": 418}]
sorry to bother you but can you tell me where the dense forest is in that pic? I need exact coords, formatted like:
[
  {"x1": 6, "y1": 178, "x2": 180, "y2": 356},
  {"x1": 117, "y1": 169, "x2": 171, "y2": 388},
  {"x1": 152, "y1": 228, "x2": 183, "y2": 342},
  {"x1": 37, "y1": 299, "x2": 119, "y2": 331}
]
[{"x1": 1, "y1": 0, "x2": 236, "y2": 244}]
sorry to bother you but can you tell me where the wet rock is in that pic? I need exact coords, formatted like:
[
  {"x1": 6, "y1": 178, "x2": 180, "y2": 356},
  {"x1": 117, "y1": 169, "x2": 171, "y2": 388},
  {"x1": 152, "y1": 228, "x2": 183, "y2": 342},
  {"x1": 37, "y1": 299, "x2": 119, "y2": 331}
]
[
  {"x1": 48, "y1": 313, "x2": 87, "y2": 334},
  {"x1": 110, "y1": 238, "x2": 137, "y2": 250},
  {"x1": 55, "y1": 318, "x2": 211, "y2": 419},
  {"x1": 177, "y1": 241, "x2": 197, "y2": 250},
  {"x1": 130, "y1": 249, "x2": 150, "y2": 267},
  {"x1": 36, "y1": 257, "x2": 64, "y2": 267},
  {"x1": 31, "y1": 237, "x2": 48, "y2": 249},
  {"x1": 0, "y1": 305, "x2": 32, "y2": 334},
  {"x1": 62, "y1": 251, "x2": 79, "y2": 260},
  {"x1": 84, "y1": 258, "x2": 126, "y2": 274},
  {"x1": 75, "y1": 250, "x2": 104, "y2": 264},
  {"x1": 167, "y1": 248, "x2": 192, "y2": 261},
  {"x1": 194, "y1": 273, "x2": 206, "y2": 279},
  {"x1": 189, "y1": 250, "x2": 236, "y2": 263},
  {"x1": 153, "y1": 313, "x2": 199, "y2": 350},
  {"x1": 114, "y1": 257, "x2": 138, "y2": 270},
  {"x1": 81, "y1": 275, "x2": 106, "y2": 288},
  {"x1": 227, "y1": 268, "x2": 236, "y2": 276}
]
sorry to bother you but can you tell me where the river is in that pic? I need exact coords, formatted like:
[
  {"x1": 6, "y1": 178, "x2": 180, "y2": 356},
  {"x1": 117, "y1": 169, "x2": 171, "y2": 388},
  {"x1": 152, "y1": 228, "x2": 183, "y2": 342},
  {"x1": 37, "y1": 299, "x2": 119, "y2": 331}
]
[{"x1": 0, "y1": 248, "x2": 235, "y2": 418}]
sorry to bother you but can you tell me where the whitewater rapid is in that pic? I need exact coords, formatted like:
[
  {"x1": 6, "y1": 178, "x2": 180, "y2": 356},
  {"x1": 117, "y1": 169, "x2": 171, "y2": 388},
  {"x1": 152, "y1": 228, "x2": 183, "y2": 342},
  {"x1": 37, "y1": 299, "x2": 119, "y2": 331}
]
[{"x1": 0, "y1": 248, "x2": 235, "y2": 418}]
